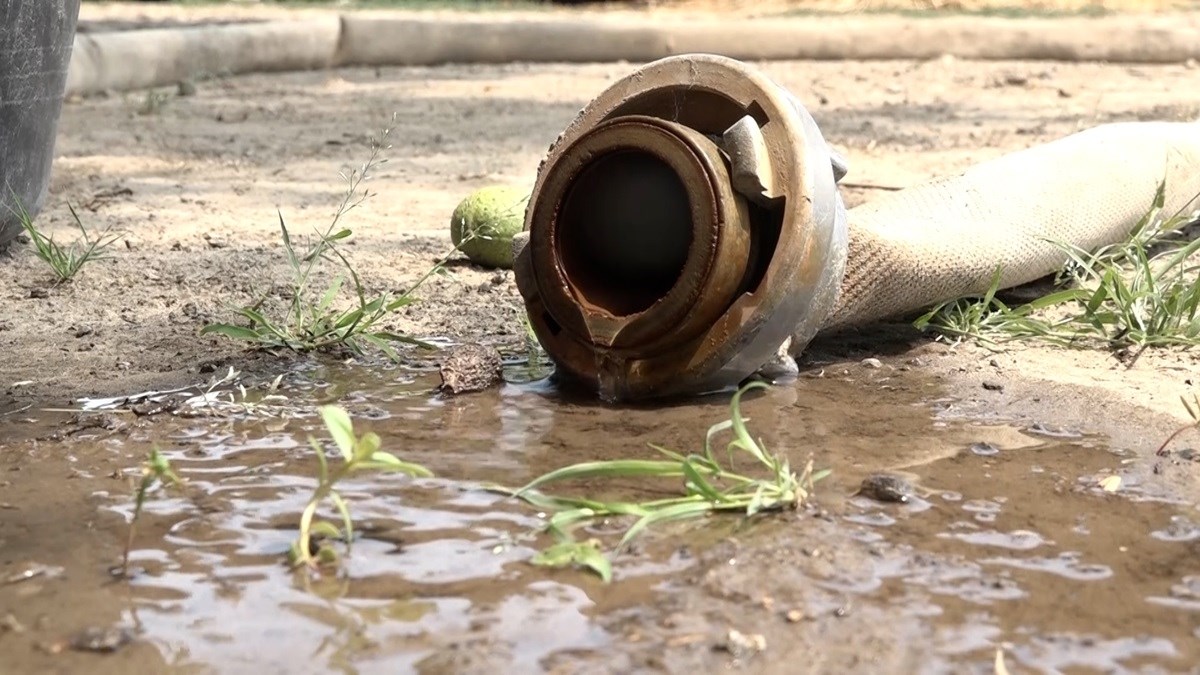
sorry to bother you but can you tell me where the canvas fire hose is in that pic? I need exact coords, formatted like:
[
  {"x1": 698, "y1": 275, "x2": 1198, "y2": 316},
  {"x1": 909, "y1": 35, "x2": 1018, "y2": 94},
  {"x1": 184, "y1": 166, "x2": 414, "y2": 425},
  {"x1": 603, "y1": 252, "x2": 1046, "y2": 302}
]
[{"x1": 511, "y1": 54, "x2": 1200, "y2": 402}]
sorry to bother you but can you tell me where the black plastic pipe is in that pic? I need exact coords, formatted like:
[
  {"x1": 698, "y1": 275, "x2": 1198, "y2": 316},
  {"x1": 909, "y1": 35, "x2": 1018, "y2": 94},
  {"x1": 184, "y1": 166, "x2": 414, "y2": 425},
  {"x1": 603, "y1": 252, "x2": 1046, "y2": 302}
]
[{"x1": 0, "y1": 0, "x2": 81, "y2": 250}]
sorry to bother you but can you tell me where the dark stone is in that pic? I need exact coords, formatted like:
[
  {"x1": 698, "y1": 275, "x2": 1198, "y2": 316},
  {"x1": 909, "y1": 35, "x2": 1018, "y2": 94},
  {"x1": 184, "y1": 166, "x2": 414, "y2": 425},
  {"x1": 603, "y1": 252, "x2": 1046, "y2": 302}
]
[
  {"x1": 854, "y1": 473, "x2": 913, "y2": 503},
  {"x1": 439, "y1": 343, "x2": 503, "y2": 395},
  {"x1": 69, "y1": 625, "x2": 132, "y2": 653}
]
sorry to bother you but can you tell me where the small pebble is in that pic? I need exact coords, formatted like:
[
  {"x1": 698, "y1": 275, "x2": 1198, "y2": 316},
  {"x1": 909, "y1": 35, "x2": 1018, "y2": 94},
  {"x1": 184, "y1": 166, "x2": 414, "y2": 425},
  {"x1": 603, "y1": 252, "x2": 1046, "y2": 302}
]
[
  {"x1": 855, "y1": 474, "x2": 913, "y2": 503},
  {"x1": 718, "y1": 629, "x2": 766, "y2": 658},
  {"x1": 5, "y1": 563, "x2": 64, "y2": 585},
  {"x1": 982, "y1": 381, "x2": 1004, "y2": 391},
  {"x1": 970, "y1": 442, "x2": 1000, "y2": 456},
  {"x1": 69, "y1": 626, "x2": 132, "y2": 653},
  {"x1": 861, "y1": 358, "x2": 882, "y2": 369},
  {"x1": 0, "y1": 614, "x2": 25, "y2": 633}
]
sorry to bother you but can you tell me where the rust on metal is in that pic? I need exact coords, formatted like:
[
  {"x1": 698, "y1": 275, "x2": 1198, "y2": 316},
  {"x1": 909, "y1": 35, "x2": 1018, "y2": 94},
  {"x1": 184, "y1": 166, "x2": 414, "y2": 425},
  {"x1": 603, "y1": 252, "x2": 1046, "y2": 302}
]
[{"x1": 513, "y1": 54, "x2": 848, "y2": 401}]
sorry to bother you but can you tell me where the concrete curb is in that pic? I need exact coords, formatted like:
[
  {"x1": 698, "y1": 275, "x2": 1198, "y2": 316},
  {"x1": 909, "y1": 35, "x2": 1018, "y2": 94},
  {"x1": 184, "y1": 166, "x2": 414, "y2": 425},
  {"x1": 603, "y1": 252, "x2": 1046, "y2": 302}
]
[
  {"x1": 66, "y1": 12, "x2": 1200, "y2": 96},
  {"x1": 67, "y1": 17, "x2": 340, "y2": 96}
]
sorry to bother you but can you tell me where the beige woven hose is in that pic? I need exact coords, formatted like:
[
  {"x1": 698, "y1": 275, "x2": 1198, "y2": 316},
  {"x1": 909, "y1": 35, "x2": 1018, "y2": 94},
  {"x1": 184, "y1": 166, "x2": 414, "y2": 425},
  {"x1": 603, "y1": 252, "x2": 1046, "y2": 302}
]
[{"x1": 822, "y1": 121, "x2": 1200, "y2": 333}]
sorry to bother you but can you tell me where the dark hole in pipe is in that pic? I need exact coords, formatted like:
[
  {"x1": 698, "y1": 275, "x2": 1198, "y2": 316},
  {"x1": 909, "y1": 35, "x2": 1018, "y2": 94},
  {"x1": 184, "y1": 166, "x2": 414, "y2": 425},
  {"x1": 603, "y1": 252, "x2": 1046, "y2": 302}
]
[
  {"x1": 739, "y1": 197, "x2": 785, "y2": 297},
  {"x1": 555, "y1": 150, "x2": 693, "y2": 317}
]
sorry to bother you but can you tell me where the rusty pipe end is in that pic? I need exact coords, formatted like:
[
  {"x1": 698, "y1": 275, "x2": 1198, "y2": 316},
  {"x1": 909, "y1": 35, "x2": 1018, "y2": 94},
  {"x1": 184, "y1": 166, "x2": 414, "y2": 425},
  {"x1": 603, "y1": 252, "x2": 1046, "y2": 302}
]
[{"x1": 514, "y1": 54, "x2": 849, "y2": 402}]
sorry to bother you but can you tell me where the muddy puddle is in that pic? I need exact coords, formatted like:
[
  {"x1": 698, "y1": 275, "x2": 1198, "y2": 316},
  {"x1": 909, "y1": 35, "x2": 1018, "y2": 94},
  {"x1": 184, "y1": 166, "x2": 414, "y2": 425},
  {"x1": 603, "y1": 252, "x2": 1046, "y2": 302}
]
[{"x1": 1, "y1": 356, "x2": 1198, "y2": 674}]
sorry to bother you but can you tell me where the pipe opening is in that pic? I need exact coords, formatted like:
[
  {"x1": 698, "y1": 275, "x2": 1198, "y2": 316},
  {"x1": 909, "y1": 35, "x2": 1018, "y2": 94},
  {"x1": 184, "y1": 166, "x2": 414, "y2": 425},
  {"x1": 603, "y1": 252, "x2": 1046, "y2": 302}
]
[
  {"x1": 739, "y1": 197, "x2": 785, "y2": 296},
  {"x1": 555, "y1": 150, "x2": 694, "y2": 317}
]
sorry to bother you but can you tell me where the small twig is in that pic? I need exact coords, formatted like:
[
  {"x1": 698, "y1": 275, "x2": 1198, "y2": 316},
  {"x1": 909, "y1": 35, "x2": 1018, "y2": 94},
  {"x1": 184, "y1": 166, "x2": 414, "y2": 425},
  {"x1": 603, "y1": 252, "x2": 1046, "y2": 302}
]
[
  {"x1": 39, "y1": 407, "x2": 135, "y2": 414},
  {"x1": 839, "y1": 181, "x2": 904, "y2": 191},
  {"x1": 1118, "y1": 343, "x2": 1149, "y2": 369},
  {"x1": 1156, "y1": 424, "x2": 1195, "y2": 456}
]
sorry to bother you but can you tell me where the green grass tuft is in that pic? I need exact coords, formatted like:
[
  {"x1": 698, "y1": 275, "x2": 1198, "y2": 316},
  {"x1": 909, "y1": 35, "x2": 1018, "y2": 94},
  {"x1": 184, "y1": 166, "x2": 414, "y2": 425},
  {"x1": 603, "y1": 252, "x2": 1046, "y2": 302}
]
[
  {"x1": 202, "y1": 115, "x2": 473, "y2": 360},
  {"x1": 913, "y1": 268, "x2": 1086, "y2": 346},
  {"x1": 916, "y1": 181, "x2": 1200, "y2": 352},
  {"x1": 289, "y1": 405, "x2": 433, "y2": 571},
  {"x1": 490, "y1": 381, "x2": 829, "y2": 582},
  {"x1": 12, "y1": 197, "x2": 123, "y2": 284},
  {"x1": 1051, "y1": 184, "x2": 1200, "y2": 349},
  {"x1": 121, "y1": 448, "x2": 183, "y2": 579}
]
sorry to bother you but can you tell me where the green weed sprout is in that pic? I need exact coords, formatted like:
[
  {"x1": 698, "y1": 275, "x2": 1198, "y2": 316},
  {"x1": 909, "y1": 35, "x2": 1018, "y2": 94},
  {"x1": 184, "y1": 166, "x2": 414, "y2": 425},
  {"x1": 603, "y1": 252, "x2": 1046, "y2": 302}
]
[
  {"x1": 289, "y1": 406, "x2": 432, "y2": 570},
  {"x1": 1051, "y1": 185, "x2": 1200, "y2": 349},
  {"x1": 913, "y1": 268, "x2": 1084, "y2": 346},
  {"x1": 202, "y1": 116, "x2": 468, "y2": 361},
  {"x1": 11, "y1": 196, "x2": 122, "y2": 283},
  {"x1": 122, "y1": 448, "x2": 182, "y2": 578},
  {"x1": 916, "y1": 181, "x2": 1200, "y2": 351},
  {"x1": 493, "y1": 382, "x2": 829, "y2": 582}
]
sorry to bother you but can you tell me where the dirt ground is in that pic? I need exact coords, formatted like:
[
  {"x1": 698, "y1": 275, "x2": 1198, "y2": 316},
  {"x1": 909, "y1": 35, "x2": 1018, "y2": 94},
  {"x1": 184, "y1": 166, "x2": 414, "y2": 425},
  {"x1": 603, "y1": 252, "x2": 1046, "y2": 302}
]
[{"x1": 3, "y1": 4, "x2": 1200, "y2": 674}]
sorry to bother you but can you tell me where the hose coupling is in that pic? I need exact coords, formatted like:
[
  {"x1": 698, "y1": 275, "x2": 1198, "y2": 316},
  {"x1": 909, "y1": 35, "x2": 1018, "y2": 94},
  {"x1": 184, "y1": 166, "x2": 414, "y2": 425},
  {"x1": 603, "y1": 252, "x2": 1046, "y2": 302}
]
[{"x1": 513, "y1": 54, "x2": 849, "y2": 401}]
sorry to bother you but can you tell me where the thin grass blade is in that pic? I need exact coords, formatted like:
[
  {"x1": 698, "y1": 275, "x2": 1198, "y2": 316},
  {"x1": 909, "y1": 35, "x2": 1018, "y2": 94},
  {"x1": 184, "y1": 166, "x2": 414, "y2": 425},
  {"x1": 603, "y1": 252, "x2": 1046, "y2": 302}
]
[
  {"x1": 329, "y1": 490, "x2": 354, "y2": 549},
  {"x1": 365, "y1": 451, "x2": 433, "y2": 477},
  {"x1": 514, "y1": 460, "x2": 685, "y2": 495},
  {"x1": 617, "y1": 499, "x2": 713, "y2": 549},
  {"x1": 319, "y1": 406, "x2": 356, "y2": 461},
  {"x1": 198, "y1": 324, "x2": 264, "y2": 341}
]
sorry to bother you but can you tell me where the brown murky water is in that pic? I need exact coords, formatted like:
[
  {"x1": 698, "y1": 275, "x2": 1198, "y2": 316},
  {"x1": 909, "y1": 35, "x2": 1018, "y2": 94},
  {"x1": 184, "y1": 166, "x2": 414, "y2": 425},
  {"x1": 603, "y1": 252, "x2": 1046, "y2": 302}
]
[{"x1": 1, "y1": 354, "x2": 1198, "y2": 674}]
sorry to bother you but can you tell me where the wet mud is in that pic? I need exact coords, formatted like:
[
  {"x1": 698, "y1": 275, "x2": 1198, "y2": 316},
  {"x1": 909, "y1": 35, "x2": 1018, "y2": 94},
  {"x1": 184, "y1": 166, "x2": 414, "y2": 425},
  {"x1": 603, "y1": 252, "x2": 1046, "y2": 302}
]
[{"x1": 1, "y1": 354, "x2": 1197, "y2": 674}]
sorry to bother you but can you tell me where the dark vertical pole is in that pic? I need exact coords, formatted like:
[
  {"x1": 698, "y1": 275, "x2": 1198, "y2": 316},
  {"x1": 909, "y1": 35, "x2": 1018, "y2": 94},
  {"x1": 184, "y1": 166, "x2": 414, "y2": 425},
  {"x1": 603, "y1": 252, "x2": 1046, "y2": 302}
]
[{"x1": 0, "y1": 0, "x2": 82, "y2": 250}]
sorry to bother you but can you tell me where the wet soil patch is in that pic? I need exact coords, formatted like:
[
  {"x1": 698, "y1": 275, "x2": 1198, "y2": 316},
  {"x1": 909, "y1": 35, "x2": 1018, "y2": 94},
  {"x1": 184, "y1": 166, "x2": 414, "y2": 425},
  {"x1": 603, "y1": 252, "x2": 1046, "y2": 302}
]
[{"x1": 0, "y1": 357, "x2": 1196, "y2": 673}]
